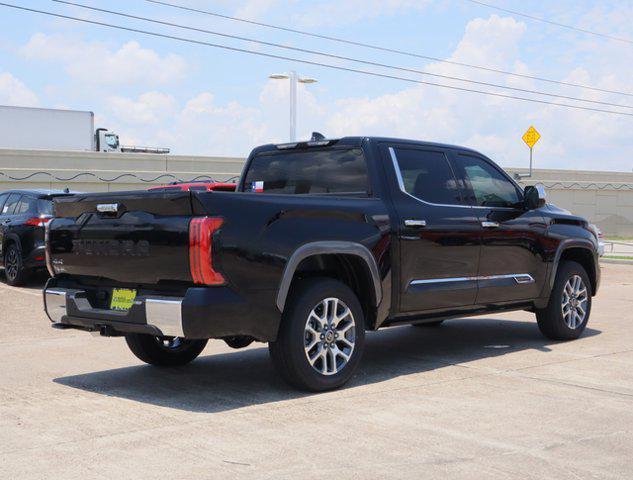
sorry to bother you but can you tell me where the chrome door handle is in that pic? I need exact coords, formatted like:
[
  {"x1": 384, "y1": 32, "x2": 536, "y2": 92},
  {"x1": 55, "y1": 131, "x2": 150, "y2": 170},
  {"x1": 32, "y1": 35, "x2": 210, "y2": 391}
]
[
  {"x1": 404, "y1": 219, "x2": 427, "y2": 227},
  {"x1": 481, "y1": 221, "x2": 499, "y2": 228}
]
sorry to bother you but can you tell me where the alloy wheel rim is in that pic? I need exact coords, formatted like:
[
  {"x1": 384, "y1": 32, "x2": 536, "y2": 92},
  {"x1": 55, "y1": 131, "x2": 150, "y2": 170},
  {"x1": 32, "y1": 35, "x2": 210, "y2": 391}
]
[
  {"x1": 561, "y1": 275, "x2": 588, "y2": 329},
  {"x1": 5, "y1": 249, "x2": 18, "y2": 281},
  {"x1": 304, "y1": 297, "x2": 356, "y2": 376}
]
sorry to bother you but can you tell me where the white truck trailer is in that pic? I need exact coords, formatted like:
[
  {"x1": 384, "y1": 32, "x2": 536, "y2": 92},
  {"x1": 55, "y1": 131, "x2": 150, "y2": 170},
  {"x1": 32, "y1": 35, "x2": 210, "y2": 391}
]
[
  {"x1": 0, "y1": 105, "x2": 169, "y2": 153},
  {"x1": 0, "y1": 105, "x2": 95, "y2": 151}
]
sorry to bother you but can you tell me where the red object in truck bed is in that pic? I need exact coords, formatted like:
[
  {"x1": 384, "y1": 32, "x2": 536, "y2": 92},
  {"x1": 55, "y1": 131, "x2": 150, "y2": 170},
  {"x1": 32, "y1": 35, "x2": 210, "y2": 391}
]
[{"x1": 147, "y1": 182, "x2": 237, "y2": 192}]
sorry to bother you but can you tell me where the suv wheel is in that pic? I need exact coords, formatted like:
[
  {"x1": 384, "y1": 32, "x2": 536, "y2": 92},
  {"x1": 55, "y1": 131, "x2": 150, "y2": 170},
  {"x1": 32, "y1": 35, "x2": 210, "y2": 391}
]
[
  {"x1": 4, "y1": 244, "x2": 29, "y2": 286},
  {"x1": 269, "y1": 278, "x2": 365, "y2": 391},
  {"x1": 125, "y1": 334, "x2": 208, "y2": 366},
  {"x1": 536, "y1": 261, "x2": 592, "y2": 340}
]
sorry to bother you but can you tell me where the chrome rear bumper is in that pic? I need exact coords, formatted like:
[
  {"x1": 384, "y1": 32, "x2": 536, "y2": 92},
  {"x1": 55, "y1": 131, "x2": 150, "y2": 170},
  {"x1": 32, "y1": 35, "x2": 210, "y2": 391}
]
[{"x1": 44, "y1": 287, "x2": 184, "y2": 337}]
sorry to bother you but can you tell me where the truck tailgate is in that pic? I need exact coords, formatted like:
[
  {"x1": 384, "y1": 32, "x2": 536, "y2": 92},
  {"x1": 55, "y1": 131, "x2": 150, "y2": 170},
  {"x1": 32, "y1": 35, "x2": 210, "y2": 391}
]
[{"x1": 49, "y1": 191, "x2": 195, "y2": 285}]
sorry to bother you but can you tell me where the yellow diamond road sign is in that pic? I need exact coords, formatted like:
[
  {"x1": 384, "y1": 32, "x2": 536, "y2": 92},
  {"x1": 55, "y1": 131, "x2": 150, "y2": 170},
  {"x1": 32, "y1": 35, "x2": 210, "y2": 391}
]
[{"x1": 522, "y1": 126, "x2": 541, "y2": 149}]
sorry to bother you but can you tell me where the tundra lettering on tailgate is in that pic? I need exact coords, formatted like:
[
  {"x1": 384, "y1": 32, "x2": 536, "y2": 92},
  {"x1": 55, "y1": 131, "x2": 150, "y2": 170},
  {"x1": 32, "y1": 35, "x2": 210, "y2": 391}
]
[{"x1": 71, "y1": 239, "x2": 150, "y2": 257}]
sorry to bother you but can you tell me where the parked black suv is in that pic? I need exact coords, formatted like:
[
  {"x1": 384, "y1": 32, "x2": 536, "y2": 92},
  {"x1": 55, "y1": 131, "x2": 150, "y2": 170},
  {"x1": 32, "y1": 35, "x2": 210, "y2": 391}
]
[
  {"x1": 0, "y1": 189, "x2": 73, "y2": 285},
  {"x1": 44, "y1": 137, "x2": 600, "y2": 391}
]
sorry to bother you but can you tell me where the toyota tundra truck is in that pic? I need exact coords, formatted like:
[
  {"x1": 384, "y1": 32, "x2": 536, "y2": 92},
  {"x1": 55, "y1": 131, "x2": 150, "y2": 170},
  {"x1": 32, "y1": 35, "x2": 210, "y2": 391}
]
[{"x1": 44, "y1": 136, "x2": 600, "y2": 391}]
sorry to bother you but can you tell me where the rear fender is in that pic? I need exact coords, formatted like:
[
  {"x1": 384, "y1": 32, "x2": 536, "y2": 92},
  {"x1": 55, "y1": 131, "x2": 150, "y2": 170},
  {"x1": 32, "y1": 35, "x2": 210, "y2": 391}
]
[{"x1": 276, "y1": 241, "x2": 382, "y2": 313}]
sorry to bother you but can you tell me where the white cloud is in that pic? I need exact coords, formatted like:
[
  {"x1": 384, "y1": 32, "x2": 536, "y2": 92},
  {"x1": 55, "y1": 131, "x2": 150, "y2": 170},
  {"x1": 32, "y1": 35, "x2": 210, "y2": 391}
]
[
  {"x1": 448, "y1": 15, "x2": 526, "y2": 68},
  {"x1": 168, "y1": 92, "x2": 267, "y2": 155},
  {"x1": 98, "y1": 78, "x2": 327, "y2": 156},
  {"x1": 20, "y1": 34, "x2": 187, "y2": 87},
  {"x1": 106, "y1": 92, "x2": 178, "y2": 125},
  {"x1": 96, "y1": 12, "x2": 632, "y2": 170},
  {"x1": 0, "y1": 72, "x2": 38, "y2": 107},
  {"x1": 322, "y1": 13, "x2": 633, "y2": 171}
]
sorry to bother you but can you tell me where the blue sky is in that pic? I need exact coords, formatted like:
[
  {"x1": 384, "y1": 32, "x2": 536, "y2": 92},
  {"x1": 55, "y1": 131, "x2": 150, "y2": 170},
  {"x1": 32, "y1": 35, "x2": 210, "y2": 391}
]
[{"x1": 0, "y1": 0, "x2": 631, "y2": 170}]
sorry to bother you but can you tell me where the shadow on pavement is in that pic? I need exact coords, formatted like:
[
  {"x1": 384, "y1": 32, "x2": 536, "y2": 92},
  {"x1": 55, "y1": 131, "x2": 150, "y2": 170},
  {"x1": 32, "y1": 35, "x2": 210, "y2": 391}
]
[
  {"x1": 0, "y1": 269, "x2": 49, "y2": 290},
  {"x1": 54, "y1": 318, "x2": 600, "y2": 413}
]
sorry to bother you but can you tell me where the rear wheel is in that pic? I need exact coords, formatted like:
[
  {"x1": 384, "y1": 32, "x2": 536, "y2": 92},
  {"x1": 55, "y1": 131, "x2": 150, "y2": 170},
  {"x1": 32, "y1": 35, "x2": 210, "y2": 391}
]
[
  {"x1": 4, "y1": 244, "x2": 29, "y2": 286},
  {"x1": 269, "y1": 278, "x2": 365, "y2": 391},
  {"x1": 125, "y1": 334, "x2": 208, "y2": 366},
  {"x1": 536, "y1": 261, "x2": 592, "y2": 340}
]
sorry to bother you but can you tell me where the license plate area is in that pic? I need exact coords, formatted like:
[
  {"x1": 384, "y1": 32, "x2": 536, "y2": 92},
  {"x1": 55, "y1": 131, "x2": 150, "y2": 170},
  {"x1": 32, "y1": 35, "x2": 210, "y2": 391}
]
[{"x1": 110, "y1": 288, "x2": 137, "y2": 311}]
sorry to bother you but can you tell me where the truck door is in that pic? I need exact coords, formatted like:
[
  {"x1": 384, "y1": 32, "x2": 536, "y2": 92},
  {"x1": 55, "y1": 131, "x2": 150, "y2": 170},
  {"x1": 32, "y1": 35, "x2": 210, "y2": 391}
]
[
  {"x1": 450, "y1": 152, "x2": 548, "y2": 304},
  {"x1": 385, "y1": 145, "x2": 481, "y2": 313}
]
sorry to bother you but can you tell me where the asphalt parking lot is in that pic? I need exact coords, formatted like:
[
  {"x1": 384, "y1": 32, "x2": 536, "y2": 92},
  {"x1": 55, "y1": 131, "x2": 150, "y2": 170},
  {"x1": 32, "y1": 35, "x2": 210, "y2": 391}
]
[{"x1": 1, "y1": 264, "x2": 632, "y2": 479}]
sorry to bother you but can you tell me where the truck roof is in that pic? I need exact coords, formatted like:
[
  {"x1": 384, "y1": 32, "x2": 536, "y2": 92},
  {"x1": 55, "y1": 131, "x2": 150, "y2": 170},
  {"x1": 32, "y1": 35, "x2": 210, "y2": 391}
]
[
  {"x1": 252, "y1": 136, "x2": 483, "y2": 156},
  {"x1": 0, "y1": 189, "x2": 78, "y2": 197}
]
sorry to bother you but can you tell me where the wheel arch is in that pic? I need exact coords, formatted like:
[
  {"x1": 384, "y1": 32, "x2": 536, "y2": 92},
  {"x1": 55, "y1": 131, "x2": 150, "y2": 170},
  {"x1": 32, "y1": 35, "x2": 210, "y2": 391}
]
[
  {"x1": 2, "y1": 233, "x2": 21, "y2": 258},
  {"x1": 550, "y1": 240, "x2": 598, "y2": 296},
  {"x1": 276, "y1": 241, "x2": 382, "y2": 329}
]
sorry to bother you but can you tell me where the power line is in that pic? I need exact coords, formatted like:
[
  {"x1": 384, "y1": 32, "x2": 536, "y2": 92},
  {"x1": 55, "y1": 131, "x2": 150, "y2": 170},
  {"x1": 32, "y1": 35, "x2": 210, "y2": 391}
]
[
  {"x1": 145, "y1": 0, "x2": 633, "y2": 98},
  {"x1": 3, "y1": 2, "x2": 632, "y2": 118},
  {"x1": 51, "y1": 0, "x2": 633, "y2": 111},
  {"x1": 464, "y1": 0, "x2": 633, "y2": 45}
]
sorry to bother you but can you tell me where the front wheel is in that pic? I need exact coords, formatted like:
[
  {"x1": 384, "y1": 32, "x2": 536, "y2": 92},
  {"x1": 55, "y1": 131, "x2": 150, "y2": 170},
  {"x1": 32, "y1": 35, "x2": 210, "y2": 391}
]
[
  {"x1": 125, "y1": 334, "x2": 208, "y2": 367},
  {"x1": 269, "y1": 278, "x2": 365, "y2": 391},
  {"x1": 536, "y1": 261, "x2": 592, "y2": 340}
]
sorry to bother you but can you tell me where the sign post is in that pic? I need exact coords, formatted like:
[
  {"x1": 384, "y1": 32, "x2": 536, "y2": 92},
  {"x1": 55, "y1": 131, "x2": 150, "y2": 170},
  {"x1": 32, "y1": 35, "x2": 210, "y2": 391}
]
[{"x1": 517, "y1": 126, "x2": 541, "y2": 179}]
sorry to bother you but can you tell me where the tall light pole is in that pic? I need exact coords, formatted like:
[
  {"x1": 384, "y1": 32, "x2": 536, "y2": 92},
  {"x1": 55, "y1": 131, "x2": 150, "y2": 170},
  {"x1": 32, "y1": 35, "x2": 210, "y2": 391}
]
[{"x1": 269, "y1": 71, "x2": 317, "y2": 142}]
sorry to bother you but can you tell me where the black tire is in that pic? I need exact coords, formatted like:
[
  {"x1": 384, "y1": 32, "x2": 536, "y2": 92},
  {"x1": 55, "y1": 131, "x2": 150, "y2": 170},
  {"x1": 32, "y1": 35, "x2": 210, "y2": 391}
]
[
  {"x1": 269, "y1": 278, "x2": 365, "y2": 392},
  {"x1": 4, "y1": 243, "x2": 29, "y2": 286},
  {"x1": 413, "y1": 320, "x2": 444, "y2": 327},
  {"x1": 125, "y1": 334, "x2": 208, "y2": 367},
  {"x1": 536, "y1": 261, "x2": 592, "y2": 340}
]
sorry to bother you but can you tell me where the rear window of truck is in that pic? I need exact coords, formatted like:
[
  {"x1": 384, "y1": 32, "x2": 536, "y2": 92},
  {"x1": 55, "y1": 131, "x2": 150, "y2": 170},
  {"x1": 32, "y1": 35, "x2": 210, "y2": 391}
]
[{"x1": 243, "y1": 148, "x2": 369, "y2": 195}]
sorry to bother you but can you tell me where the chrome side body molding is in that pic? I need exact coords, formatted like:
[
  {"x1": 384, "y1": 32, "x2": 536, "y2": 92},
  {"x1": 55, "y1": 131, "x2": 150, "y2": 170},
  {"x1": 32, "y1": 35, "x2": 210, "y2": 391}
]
[{"x1": 409, "y1": 273, "x2": 535, "y2": 286}]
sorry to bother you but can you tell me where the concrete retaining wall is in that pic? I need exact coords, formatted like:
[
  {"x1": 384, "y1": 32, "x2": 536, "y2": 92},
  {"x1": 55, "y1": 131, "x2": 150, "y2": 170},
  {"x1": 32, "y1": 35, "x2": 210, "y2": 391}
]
[
  {"x1": 1, "y1": 149, "x2": 632, "y2": 236},
  {"x1": 0, "y1": 148, "x2": 244, "y2": 192},
  {"x1": 509, "y1": 168, "x2": 633, "y2": 237}
]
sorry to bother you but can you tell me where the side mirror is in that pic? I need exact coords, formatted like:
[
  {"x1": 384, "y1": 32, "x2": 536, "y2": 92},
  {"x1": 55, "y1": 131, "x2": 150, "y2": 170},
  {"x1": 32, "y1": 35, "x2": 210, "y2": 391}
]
[{"x1": 524, "y1": 184, "x2": 546, "y2": 210}]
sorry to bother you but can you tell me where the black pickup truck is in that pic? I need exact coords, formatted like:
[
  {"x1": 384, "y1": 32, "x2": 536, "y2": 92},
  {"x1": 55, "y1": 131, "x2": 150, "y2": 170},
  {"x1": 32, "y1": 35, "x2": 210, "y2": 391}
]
[{"x1": 44, "y1": 136, "x2": 600, "y2": 391}]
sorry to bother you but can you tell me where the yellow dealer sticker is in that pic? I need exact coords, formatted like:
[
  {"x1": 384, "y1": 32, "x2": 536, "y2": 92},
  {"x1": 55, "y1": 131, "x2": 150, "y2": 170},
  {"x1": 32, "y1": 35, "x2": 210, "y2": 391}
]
[{"x1": 110, "y1": 288, "x2": 137, "y2": 311}]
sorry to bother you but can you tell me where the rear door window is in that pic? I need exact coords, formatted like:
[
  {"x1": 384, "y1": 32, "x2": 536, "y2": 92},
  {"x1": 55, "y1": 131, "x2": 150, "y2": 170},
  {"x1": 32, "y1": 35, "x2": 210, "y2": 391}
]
[
  {"x1": 38, "y1": 199, "x2": 54, "y2": 216},
  {"x1": 0, "y1": 193, "x2": 9, "y2": 215},
  {"x1": 391, "y1": 147, "x2": 462, "y2": 205},
  {"x1": 2, "y1": 194, "x2": 21, "y2": 215},
  {"x1": 243, "y1": 148, "x2": 369, "y2": 195},
  {"x1": 15, "y1": 196, "x2": 38, "y2": 215}
]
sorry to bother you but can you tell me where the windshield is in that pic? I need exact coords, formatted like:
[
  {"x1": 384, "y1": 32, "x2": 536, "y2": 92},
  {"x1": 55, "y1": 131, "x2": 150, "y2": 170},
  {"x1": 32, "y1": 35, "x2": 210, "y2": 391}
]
[{"x1": 243, "y1": 148, "x2": 369, "y2": 195}]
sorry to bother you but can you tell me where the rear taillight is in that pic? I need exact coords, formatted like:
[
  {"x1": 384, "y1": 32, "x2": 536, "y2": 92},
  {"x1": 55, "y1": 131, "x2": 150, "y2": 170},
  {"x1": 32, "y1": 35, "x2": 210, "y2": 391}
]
[
  {"x1": 189, "y1": 217, "x2": 225, "y2": 285},
  {"x1": 25, "y1": 216, "x2": 52, "y2": 227}
]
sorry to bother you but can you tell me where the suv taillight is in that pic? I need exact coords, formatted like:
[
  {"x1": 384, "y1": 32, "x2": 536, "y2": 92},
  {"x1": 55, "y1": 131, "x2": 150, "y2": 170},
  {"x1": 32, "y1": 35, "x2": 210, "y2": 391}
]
[
  {"x1": 25, "y1": 216, "x2": 52, "y2": 227},
  {"x1": 189, "y1": 217, "x2": 225, "y2": 285}
]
